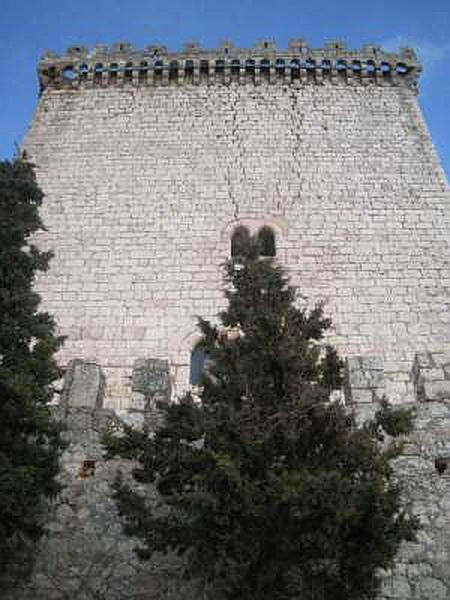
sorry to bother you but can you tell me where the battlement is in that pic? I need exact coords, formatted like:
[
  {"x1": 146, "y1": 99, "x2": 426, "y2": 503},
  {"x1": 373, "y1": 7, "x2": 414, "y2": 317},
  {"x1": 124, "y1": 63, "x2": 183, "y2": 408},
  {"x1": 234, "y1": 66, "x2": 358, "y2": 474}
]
[{"x1": 38, "y1": 39, "x2": 421, "y2": 92}]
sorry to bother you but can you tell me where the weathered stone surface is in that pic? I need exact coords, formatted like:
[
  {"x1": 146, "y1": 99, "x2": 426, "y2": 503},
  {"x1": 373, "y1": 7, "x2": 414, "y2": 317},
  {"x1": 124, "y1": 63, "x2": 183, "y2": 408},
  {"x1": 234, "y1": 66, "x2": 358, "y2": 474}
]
[
  {"x1": 413, "y1": 352, "x2": 450, "y2": 402},
  {"x1": 132, "y1": 358, "x2": 171, "y2": 402},
  {"x1": 24, "y1": 40, "x2": 449, "y2": 408},
  {"x1": 6, "y1": 350, "x2": 450, "y2": 600},
  {"x1": 423, "y1": 380, "x2": 450, "y2": 401},
  {"x1": 61, "y1": 359, "x2": 105, "y2": 409},
  {"x1": 375, "y1": 397, "x2": 450, "y2": 600},
  {"x1": 8, "y1": 405, "x2": 195, "y2": 600},
  {"x1": 11, "y1": 396, "x2": 450, "y2": 600},
  {"x1": 129, "y1": 391, "x2": 147, "y2": 411},
  {"x1": 17, "y1": 33, "x2": 450, "y2": 600},
  {"x1": 345, "y1": 355, "x2": 385, "y2": 404}
]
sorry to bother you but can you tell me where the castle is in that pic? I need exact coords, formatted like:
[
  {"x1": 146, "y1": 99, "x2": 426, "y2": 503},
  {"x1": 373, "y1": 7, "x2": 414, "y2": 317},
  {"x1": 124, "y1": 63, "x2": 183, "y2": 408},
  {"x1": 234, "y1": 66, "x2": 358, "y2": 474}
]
[{"x1": 16, "y1": 39, "x2": 450, "y2": 599}]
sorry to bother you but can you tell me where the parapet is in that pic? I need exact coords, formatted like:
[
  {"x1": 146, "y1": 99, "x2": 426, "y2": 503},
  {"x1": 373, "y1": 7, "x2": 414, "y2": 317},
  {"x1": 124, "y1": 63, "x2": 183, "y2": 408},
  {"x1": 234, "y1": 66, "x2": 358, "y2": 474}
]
[{"x1": 37, "y1": 39, "x2": 421, "y2": 93}]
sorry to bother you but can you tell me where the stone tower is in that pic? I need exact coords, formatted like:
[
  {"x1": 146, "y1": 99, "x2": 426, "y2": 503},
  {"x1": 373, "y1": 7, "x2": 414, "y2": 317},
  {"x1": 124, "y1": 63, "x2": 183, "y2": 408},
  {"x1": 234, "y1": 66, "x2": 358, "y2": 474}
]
[
  {"x1": 15, "y1": 39, "x2": 450, "y2": 600},
  {"x1": 24, "y1": 39, "x2": 450, "y2": 411}
]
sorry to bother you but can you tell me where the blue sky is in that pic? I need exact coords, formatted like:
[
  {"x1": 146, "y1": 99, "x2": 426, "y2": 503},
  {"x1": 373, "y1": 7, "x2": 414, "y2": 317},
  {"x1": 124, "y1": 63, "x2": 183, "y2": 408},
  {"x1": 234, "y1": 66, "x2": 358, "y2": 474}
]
[{"x1": 1, "y1": 0, "x2": 449, "y2": 180}]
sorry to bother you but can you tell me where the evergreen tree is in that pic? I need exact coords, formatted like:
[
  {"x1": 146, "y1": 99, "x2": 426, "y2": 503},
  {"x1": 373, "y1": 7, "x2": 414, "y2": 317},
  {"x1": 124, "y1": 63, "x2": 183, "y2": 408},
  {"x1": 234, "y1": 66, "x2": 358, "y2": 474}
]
[
  {"x1": 109, "y1": 238, "x2": 417, "y2": 600},
  {"x1": 0, "y1": 159, "x2": 64, "y2": 589}
]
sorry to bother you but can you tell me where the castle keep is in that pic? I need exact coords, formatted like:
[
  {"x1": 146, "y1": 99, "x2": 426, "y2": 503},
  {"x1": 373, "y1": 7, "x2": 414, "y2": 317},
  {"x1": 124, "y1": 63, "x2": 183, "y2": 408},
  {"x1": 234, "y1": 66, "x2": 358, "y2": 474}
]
[
  {"x1": 14, "y1": 40, "x2": 450, "y2": 600},
  {"x1": 25, "y1": 39, "x2": 450, "y2": 410}
]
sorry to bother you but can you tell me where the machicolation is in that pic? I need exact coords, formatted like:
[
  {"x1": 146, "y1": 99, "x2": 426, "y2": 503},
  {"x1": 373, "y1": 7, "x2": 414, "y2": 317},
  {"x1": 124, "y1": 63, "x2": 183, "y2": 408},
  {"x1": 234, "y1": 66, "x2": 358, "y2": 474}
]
[{"x1": 38, "y1": 39, "x2": 420, "y2": 91}]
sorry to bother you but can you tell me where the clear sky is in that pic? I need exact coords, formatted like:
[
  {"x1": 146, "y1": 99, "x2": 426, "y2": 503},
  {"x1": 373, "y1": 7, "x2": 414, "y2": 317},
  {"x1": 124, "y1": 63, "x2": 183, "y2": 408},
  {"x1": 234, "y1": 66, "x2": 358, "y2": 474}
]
[{"x1": 1, "y1": 0, "x2": 449, "y2": 180}]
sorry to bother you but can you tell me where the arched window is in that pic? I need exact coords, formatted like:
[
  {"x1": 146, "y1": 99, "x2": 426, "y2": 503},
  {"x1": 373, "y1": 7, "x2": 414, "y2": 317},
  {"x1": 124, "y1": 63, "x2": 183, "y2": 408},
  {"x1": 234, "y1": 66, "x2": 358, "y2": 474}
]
[
  {"x1": 257, "y1": 226, "x2": 276, "y2": 257},
  {"x1": 190, "y1": 345, "x2": 210, "y2": 386},
  {"x1": 231, "y1": 226, "x2": 250, "y2": 258}
]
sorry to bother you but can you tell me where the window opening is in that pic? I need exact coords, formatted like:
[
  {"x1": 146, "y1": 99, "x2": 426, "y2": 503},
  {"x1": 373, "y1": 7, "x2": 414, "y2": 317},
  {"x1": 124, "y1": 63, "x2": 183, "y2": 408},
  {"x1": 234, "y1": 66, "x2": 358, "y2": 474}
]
[
  {"x1": 185, "y1": 60, "x2": 194, "y2": 83},
  {"x1": 260, "y1": 59, "x2": 270, "y2": 80},
  {"x1": 169, "y1": 60, "x2": 179, "y2": 82},
  {"x1": 275, "y1": 58, "x2": 285, "y2": 76},
  {"x1": 190, "y1": 345, "x2": 210, "y2": 386},
  {"x1": 290, "y1": 59, "x2": 300, "y2": 80},
  {"x1": 79, "y1": 63, "x2": 89, "y2": 81},
  {"x1": 257, "y1": 226, "x2": 276, "y2": 257},
  {"x1": 365, "y1": 61, "x2": 376, "y2": 77},
  {"x1": 231, "y1": 59, "x2": 241, "y2": 81},
  {"x1": 109, "y1": 63, "x2": 119, "y2": 84},
  {"x1": 62, "y1": 65, "x2": 75, "y2": 81},
  {"x1": 94, "y1": 63, "x2": 104, "y2": 84},
  {"x1": 396, "y1": 63, "x2": 408, "y2": 75},
  {"x1": 124, "y1": 62, "x2": 133, "y2": 83},
  {"x1": 139, "y1": 61, "x2": 148, "y2": 83},
  {"x1": 231, "y1": 226, "x2": 250, "y2": 258},
  {"x1": 154, "y1": 60, "x2": 163, "y2": 83},
  {"x1": 245, "y1": 59, "x2": 255, "y2": 77}
]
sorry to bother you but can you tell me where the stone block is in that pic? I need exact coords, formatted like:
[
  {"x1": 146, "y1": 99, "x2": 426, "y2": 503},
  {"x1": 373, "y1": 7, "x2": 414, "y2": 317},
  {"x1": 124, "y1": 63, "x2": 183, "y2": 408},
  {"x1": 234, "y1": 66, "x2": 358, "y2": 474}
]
[
  {"x1": 416, "y1": 577, "x2": 447, "y2": 600},
  {"x1": 129, "y1": 391, "x2": 147, "y2": 412},
  {"x1": 132, "y1": 358, "x2": 171, "y2": 402},
  {"x1": 116, "y1": 409, "x2": 145, "y2": 430},
  {"x1": 62, "y1": 359, "x2": 105, "y2": 409},
  {"x1": 346, "y1": 356, "x2": 384, "y2": 388},
  {"x1": 350, "y1": 389, "x2": 374, "y2": 404},
  {"x1": 431, "y1": 351, "x2": 450, "y2": 367},
  {"x1": 345, "y1": 355, "x2": 385, "y2": 404},
  {"x1": 422, "y1": 380, "x2": 450, "y2": 401},
  {"x1": 425, "y1": 368, "x2": 446, "y2": 382}
]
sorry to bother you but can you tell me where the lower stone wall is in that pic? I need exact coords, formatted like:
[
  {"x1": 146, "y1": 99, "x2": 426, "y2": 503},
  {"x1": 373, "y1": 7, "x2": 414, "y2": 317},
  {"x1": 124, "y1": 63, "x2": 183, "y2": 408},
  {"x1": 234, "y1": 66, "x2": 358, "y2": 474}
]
[
  {"x1": 379, "y1": 399, "x2": 450, "y2": 600},
  {"x1": 8, "y1": 405, "x2": 197, "y2": 600},
  {"x1": 9, "y1": 353, "x2": 450, "y2": 599},
  {"x1": 347, "y1": 351, "x2": 450, "y2": 599}
]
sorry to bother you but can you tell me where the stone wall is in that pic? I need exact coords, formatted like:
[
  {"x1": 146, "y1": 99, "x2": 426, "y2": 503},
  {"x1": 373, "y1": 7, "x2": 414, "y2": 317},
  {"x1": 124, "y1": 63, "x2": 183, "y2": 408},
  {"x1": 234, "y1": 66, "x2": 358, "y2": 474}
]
[
  {"x1": 9, "y1": 355, "x2": 450, "y2": 600},
  {"x1": 9, "y1": 360, "x2": 195, "y2": 600},
  {"x1": 349, "y1": 352, "x2": 450, "y2": 600},
  {"x1": 23, "y1": 40, "x2": 450, "y2": 409}
]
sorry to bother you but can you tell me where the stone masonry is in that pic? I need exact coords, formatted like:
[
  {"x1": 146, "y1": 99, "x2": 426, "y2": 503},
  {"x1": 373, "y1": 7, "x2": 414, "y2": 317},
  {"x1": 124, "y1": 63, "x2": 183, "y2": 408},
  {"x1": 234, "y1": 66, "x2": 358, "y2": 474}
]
[
  {"x1": 10, "y1": 356, "x2": 450, "y2": 600},
  {"x1": 23, "y1": 39, "x2": 450, "y2": 409},
  {"x1": 16, "y1": 39, "x2": 450, "y2": 599},
  {"x1": 9, "y1": 360, "x2": 195, "y2": 600}
]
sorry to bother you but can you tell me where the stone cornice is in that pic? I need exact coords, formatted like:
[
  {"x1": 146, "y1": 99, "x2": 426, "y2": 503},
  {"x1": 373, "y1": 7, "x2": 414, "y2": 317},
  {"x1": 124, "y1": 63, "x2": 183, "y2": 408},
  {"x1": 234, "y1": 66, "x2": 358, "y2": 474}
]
[{"x1": 38, "y1": 39, "x2": 421, "y2": 92}]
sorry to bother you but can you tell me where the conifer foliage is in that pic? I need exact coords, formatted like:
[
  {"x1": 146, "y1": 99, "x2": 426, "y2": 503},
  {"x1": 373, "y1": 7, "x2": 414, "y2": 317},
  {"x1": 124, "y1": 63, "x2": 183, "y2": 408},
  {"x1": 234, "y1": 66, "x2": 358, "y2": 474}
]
[
  {"x1": 110, "y1": 239, "x2": 417, "y2": 600},
  {"x1": 0, "y1": 159, "x2": 63, "y2": 588}
]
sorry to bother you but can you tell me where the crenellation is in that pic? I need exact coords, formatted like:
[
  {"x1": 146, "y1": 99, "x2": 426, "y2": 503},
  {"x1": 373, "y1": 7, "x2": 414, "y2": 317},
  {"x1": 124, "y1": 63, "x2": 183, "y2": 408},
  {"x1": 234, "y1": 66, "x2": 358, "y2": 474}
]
[{"x1": 37, "y1": 40, "x2": 421, "y2": 92}]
